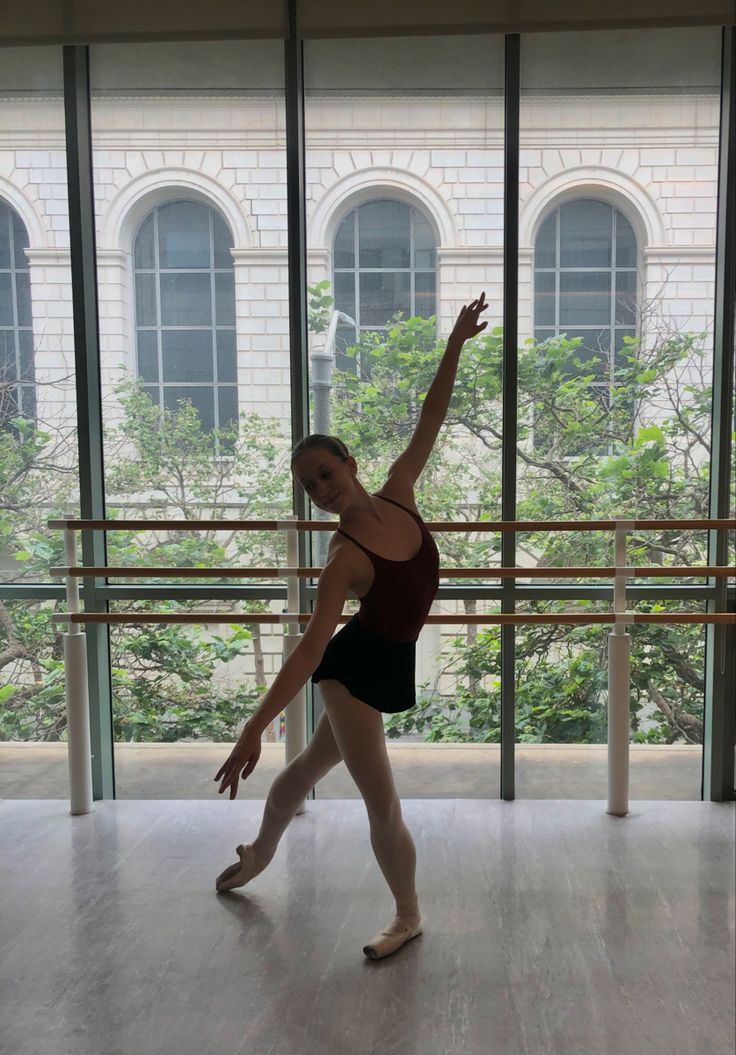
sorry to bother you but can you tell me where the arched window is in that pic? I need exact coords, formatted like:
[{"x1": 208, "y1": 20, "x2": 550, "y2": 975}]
[
  {"x1": 332, "y1": 199, "x2": 437, "y2": 371},
  {"x1": 534, "y1": 198, "x2": 637, "y2": 402},
  {"x1": 133, "y1": 200, "x2": 237, "y2": 435},
  {"x1": 0, "y1": 202, "x2": 34, "y2": 427}
]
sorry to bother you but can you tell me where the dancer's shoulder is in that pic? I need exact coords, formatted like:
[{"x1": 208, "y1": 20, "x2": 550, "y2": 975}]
[{"x1": 374, "y1": 472, "x2": 420, "y2": 516}]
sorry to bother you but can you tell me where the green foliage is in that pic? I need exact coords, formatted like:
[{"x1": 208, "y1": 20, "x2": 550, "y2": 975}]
[
  {"x1": 330, "y1": 306, "x2": 712, "y2": 745},
  {"x1": 307, "y1": 280, "x2": 334, "y2": 334},
  {"x1": 1, "y1": 379, "x2": 290, "y2": 741},
  {"x1": 0, "y1": 293, "x2": 715, "y2": 747}
]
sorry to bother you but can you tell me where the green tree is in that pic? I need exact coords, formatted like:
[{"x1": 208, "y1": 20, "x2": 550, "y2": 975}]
[
  {"x1": 325, "y1": 311, "x2": 710, "y2": 745},
  {"x1": 0, "y1": 377, "x2": 292, "y2": 742}
]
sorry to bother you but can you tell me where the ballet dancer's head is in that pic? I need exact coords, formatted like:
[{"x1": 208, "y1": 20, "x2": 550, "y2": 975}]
[{"x1": 290, "y1": 433, "x2": 360, "y2": 513}]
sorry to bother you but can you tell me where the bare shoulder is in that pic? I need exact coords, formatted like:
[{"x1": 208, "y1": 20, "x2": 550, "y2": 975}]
[
  {"x1": 374, "y1": 469, "x2": 420, "y2": 516},
  {"x1": 325, "y1": 530, "x2": 367, "y2": 594}
]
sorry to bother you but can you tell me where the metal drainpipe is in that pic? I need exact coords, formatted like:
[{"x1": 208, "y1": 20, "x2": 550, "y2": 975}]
[{"x1": 309, "y1": 310, "x2": 356, "y2": 570}]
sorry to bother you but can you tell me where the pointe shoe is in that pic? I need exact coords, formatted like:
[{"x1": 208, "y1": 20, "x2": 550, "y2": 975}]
[
  {"x1": 215, "y1": 843, "x2": 267, "y2": 893},
  {"x1": 363, "y1": 920, "x2": 423, "y2": 960}
]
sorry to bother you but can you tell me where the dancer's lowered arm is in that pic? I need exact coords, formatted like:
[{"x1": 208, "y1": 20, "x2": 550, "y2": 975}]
[
  {"x1": 387, "y1": 293, "x2": 488, "y2": 487},
  {"x1": 214, "y1": 551, "x2": 351, "y2": 799}
]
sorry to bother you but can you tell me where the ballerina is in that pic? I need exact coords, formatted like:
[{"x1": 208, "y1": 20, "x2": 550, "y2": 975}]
[{"x1": 215, "y1": 294, "x2": 488, "y2": 959}]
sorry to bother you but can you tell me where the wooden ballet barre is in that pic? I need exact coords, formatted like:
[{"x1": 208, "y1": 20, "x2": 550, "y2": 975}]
[
  {"x1": 50, "y1": 565, "x2": 736, "y2": 579},
  {"x1": 51, "y1": 612, "x2": 736, "y2": 626},
  {"x1": 47, "y1": 517, "x2": 736, "y2": 533}
]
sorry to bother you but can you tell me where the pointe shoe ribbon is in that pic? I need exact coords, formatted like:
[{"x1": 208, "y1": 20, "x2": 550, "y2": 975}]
[{"x1": 362, "y1": 921, "x2": 423, "y2": 960}]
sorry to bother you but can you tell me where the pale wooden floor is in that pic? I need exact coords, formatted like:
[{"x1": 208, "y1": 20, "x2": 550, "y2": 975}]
[{"x1": 0, "y1": 799, "x2": 733, "y2": 1055}]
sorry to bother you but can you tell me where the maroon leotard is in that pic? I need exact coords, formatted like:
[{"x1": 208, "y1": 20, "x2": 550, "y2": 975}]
[{"x1": 335, "y1": 494, "x2": 440, "y2": 643}]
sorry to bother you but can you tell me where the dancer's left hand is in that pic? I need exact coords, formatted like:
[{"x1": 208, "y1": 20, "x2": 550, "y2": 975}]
[
  {"x1": 449, "y1": 292, "x2": 488, "y2": 345},
  {"x1": 215, "y1": 723, "x2": 262, "y2": 800}
]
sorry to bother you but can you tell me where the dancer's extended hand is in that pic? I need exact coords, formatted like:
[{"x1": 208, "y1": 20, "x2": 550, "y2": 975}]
[
  {"x1": 449, "y1": 292, "x2": 488, "y2": 345},
  {"x1": 215, "y1": 723, "x2": 262, "y2": 800}
]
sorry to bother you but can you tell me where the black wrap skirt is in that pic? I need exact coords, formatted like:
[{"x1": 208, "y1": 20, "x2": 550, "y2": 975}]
[{"x1": 311, "y1": 614, "x2": 417, "y2": 714}]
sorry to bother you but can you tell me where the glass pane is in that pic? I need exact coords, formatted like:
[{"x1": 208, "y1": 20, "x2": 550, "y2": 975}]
[
  {"x1": 559, "y1": 271, "x2": 611, "y2": 326},
  {"x1": 137, "y1": 329, "x2": 158, "y2": 382},
  {"x1": 0, "y1": 274, "x2": 12, "y2": 323},
  {"x1": 535, "y1": 213, "x2": 556, "y2": 269},
  {"x1": 306, "y1": 33, "x2": 505, "y2": 771},
  {"x1": 359, "y1": 272, "x2": 411, "y2": 326},
  {"x1": 1, "y1": 329, "x2": 15, "y2": 379},
  {"x1": 134, "y1": 212, "x2": 155, "y2": 269},
  {"x1": 160, "y1": 273, "x2": 212, "y2": 327},
  {"x1": 212, "y1": 212, "x2": 234, "y2": 268},
  {"x1": 0, "y1": 207, "x2": 10, "y2": 269},
  {"x1": 12, "y1": 211, "x2": 29, "y2": 270},
  {"x1": 15, "y1": 272, "x2": 32, "y2": 328},
  {"x1": 157, "y1": 200, "x2": 211, "y2": 269},
  {"x1": 216, "y1": 329, "x2": 236, "y2": 382},
  {"x1": 358, "y1": 201, "x2": 410, "y2": 269},
  {"x1": 413, "y1": 211, "x2": 436, "y2": 269},
  {"x1": 215, "y1": 272, "x2": 235, "y2": 326},
  {"x1": 135, "y1": 272, "x2": 157, "y2": 326},
  {"x1": 335, "y1": 325, "x2": 357, "y2": 364},
  {"x1": 415, "y1": 272, "x2": 436, "y2": 319},
  {"x1": 614, "y1": 328, "x2": 637, "y2": 372},
  {"x1": 534, "y1": 271, "x2": 556, "y2": 326},
  {"x1": 93, "y1": 42, "x2": 290, "y2": 778},
  {"x1": 161, "y1": 330, "x2": 214, "y2": 383},
  {"x1": 0, "y1": 46, "x2": 79, "y2": 603},
  {"x1": 520, "y1": 27, "x2": 719, "y2": 798},
  {"x1": 334, "y1": 271, "x2": 356, "y2": 322},
  {"x1": 559, "y1": 200, "x2": 612, "y2": 269},
  {"x1": 615, "y1": 271, "x2": 637, "y2": 326},
  {"x1": 18, "y1": 329, "x2": 34, "y2": 383},
  {"x1": 163, "y1": 385, "x2": 215, "y2": 430},
  {"x1": 217, "y1": 386, "x2": 238, "y2": 430},
  {"x1": 616, "y1": 210, "x2": 637, "y2": 268},
  {"x1": 558, "y1": 328, "x2": 611, "y2": 379},
  {"x1": 20, "y1": 382, "x2": 36, "y2": 419},
  {"x1": 333, "y1": 212, "x2": 355, "y2": 269},
  {"x1": 534, "y1": 328, "x2": 555, "y2": 345}
]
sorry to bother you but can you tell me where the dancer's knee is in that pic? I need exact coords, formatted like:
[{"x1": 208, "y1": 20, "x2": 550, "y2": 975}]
[{"x1": 364, "y1": 788, "x2": 402, "y2": 827}]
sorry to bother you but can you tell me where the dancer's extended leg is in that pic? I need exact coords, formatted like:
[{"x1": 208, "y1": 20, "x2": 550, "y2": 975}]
[
  {"x1": 319, "y1": 680, "x2": 422, "y2": 960},
  {"x1": 216, "y1": 710, "x2": 342, "y2": 892}
]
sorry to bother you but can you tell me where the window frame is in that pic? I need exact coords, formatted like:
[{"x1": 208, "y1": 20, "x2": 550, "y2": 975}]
[
  {"x1": 332, "y1": 197, "x2": 438, "y2": 371},
  {"x1": 132, "y1": 197, "x2": 238, "y2": 442},
  {"x1": 0, "y1": 202, "x2": 35, "y2": 427}
]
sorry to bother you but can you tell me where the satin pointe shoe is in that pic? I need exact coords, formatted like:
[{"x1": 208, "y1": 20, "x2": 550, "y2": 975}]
[{"x1": 362, "y1": 920, "x2": 423, "y2": 960}]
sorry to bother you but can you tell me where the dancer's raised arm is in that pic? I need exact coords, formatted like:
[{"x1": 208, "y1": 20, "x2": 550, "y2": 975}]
[{"x1": 387, "y1": 293, "x2": 487, "y2": 486}]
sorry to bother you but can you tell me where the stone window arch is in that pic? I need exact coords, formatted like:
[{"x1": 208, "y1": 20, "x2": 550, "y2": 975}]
[
  {"x1": 332, "y1": 198, "x2": 437, "y2": 372},
  {"x1": 0, "y1": 200, "x2": 34, "y2": 427},
  {"x1": 534, "y1": 197, "x2": 638, "y2": 405},
  {"x1": 133, "y1": 198, "x2": 237, "y2": 436}
]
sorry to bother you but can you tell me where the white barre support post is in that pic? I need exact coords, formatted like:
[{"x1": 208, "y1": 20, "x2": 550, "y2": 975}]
[
  {"x1": 608, "y1": 521, "x2": 632, "y2": 818},
  {"x1": 280, "y1": 517, "x2": 307, "y2": 814},
  {"x1": 62, "y1": 519, "x2": 93, "y2": 816}
]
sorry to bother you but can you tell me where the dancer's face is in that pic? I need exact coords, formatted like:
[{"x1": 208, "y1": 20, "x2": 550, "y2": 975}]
[{"x1": 292, "y1": 448, "x2": 357, "y2": 513}]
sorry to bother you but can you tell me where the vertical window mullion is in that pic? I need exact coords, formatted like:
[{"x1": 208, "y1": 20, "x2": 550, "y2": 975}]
[
  {"x1": 555, "y1": 208, "x2": 560, "y2": 332},
  {"x1": 610, "y1": 205, "x2": 616, "y2": 398},
  {"x1": 153, "y1": 208, "x2": 164, "y2": 414},
  {"x1": 7, "y1": 208, "x2": 23, "y2": 414},
  {"x1": 209, "y1": 207, "x2": 219, "y2": 439},
  {"x1": 409, "y1": 207, "x2": 416, "y2": 317},
  {"x1": 354, "y1": 206, "x2": 361, "y2": 340}
]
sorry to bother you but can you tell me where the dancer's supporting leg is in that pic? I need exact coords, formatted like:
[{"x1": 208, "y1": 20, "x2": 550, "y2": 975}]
[
  {"x1": 319, "y1": 680, "x2": 422, "y2": 960},
  {"x1": 216, "y1": 709, "x2": 342, "y2": 891}
]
